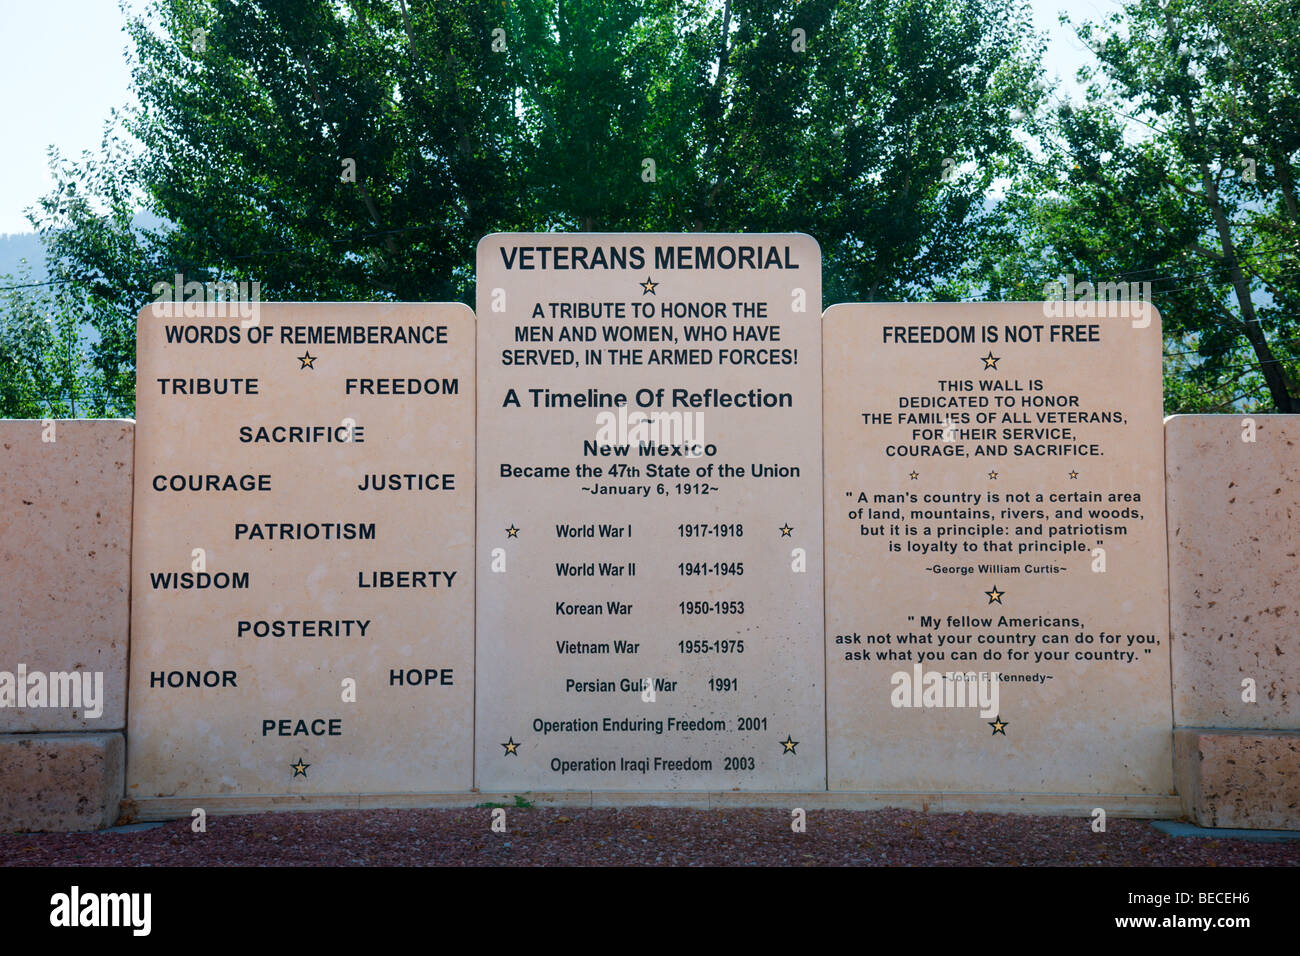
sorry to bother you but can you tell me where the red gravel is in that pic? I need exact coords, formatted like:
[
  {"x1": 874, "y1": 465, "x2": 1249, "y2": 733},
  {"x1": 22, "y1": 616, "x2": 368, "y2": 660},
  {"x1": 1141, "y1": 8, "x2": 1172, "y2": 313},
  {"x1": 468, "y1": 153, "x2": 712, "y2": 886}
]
[{"x1": 3, "y1": 807, "x2": 1298, "y2": 866}]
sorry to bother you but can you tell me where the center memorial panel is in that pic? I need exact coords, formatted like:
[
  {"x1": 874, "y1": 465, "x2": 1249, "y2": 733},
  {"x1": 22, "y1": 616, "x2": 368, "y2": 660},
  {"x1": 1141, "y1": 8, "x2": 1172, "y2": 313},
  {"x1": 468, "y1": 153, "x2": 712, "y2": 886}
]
[{"x1": 475, "y1": 233, "x2": 826, "y2": 790}]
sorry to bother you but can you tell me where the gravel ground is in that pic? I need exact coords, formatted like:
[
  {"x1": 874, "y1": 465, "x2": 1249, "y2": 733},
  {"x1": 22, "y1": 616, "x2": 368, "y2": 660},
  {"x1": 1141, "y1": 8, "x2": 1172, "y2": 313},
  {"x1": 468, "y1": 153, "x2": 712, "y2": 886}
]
[{"x1": 3, "y1": 807, "x2": 1299, "y2": 866}]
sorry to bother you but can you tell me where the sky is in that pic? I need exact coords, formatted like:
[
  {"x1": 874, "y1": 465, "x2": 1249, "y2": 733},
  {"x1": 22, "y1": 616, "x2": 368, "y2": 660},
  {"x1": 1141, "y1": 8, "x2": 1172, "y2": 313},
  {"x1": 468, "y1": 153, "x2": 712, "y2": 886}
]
[
  {"x1": 0, "y1": 1, "x2": 143, "y2": 235},
  {"x1": 0, "y1": 0, "x2": 1113, "y2": 236}
]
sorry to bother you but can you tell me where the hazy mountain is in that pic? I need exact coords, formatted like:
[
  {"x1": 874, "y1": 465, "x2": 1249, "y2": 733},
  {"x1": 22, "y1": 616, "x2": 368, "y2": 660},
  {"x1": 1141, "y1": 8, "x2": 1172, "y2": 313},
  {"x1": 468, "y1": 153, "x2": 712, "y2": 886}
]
[{"x1": 0, "y1": 232, "x2": 46, "y2": 283}]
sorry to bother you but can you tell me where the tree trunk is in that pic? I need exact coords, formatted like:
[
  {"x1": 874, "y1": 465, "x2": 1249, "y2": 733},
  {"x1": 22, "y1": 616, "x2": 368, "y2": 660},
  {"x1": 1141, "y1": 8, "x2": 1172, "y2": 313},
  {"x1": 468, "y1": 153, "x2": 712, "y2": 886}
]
[
  {"x1": 1165, "y1": 14, "x2": 1296, "y2": 411},
  {"x1": 1199, "y1": 159, "x2": 1294, "y2": 411}
]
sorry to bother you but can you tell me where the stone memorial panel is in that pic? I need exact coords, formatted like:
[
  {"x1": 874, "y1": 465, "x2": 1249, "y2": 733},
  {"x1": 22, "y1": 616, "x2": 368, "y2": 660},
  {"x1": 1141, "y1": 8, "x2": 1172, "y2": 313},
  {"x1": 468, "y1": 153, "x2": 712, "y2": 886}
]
[
  {"x1": 824, "y1": 302, "x2": 1172, "y2": 794},
  {"x1": 476, "y1": 233, "x2": 825, "y2": 790},
  {"x1": 127, "y1": 302, "x2": 474, "y2": 797}
]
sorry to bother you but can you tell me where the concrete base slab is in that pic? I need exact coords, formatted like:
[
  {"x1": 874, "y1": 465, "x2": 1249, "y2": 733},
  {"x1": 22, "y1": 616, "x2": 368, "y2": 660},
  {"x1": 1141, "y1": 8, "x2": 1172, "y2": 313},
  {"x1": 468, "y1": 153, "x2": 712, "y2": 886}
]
[
  {"x1": 127, "y1": 790, "x2": 1180, "y2": 821},
  {"x1": 1175, "y1": 729, "x2": 1300, "y2": 830},
  {"x1": 98, "y1": 821, "x2": 168, "y2": 834},
  {"x1": 0, "y1": 732, "x2": 124, "y2": 832},
  {"x1": 1151, "y1": 820, "x2": 1300, "y2": 842}
]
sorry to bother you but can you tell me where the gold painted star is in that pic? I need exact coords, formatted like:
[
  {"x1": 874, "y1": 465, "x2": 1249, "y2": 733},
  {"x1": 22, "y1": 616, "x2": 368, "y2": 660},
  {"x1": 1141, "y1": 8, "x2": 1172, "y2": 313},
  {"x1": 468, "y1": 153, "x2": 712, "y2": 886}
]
[
  {"x1": 291, "y1": 758, "x2": 310, "y2": 777},
  {"x1": 985, "y1": 585, "x2": 1004, "y2": 604},
  {"x1": 780, "y1": 735, "x2": 799, "y2": 754},
  {"x1": 501, "y1": 737, "x2": 520, "y2": 756},
  {"x1": 1069, "y1": 470, "x2": 1079, "y2": 479},
  {"x1": 909, "y1": 471, "x2": 919, "y2": 480},
  {"x1": 506, "y1": 525, "x2": 519, "y2": 538},
  {"x1": 780, "y1": 524, "x2": 793, "y2": 537},
  {"x1": 981, "y1": 351, "x2": 1000, "y2": 369},
  {"x1": 640, "y1": 276, "x2": 658, "y2": 295},
  {"x1": 988, "y1": 470, "x2": 999, "y2": 479},
  {"x1": 989, "y1": 716, "x2": 1009, "y2": 736},
  {"x1": 298, "y1": 351, "x2": 317, "y2": 369}
]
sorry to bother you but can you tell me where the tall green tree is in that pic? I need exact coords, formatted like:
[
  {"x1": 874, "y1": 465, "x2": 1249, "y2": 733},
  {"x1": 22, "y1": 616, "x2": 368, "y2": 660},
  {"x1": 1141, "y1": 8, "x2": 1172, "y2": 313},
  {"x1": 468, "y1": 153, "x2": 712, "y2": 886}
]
[
  {"x1": 0, "y1": 266, "x2": 101, "y2": 418},
  {"x1": 985, "y1": 0, "x2": 1300, "y2": 412},
  {"x1": 713, "y1": 0, "x2": 1045, "y2": 302},
  {"x1": 24, "y1": 0, "x2": 1045, "y2": 414}
]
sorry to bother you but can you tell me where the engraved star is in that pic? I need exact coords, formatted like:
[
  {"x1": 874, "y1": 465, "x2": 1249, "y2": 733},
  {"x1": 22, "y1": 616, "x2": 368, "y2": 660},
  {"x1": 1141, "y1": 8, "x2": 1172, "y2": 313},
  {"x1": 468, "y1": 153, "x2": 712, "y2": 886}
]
[
  {"x1": 985, "y1": 585, "x2": 1004, "y2": 604},
  {"x1": 505, "y1": 525, "x2": 519, "y2": 538},
  {"x1": 989, "y1": 716, "x2": 1009, "y2": 736},
  {"x1": 298, "y1": 351, "x2": 317, "y2": 369},
  {"x1": 909, "y1": 471, "x2": 919, "y2": 480},
  {"x1": 1069, "y1": 470, "x2": 1079, "y2": 479},
  {"x1": 981, "y1": 351, "x2": 1000, "y2": 369},
  {"x1": 640, "y1": 276, "x2": 658, "y2": 295},
  {"x1": 291, "y1": 758, "x2": 310, "y2": 777},
  {"x1": 988, "y1": 470, "x2": 999, "y2": 480},
  {"x1": 501, "y1": 737, "x2": 520, "y2": 756},
  {"x1": 780, "y1": 735, "x2": 799, "y2": 754},
  {"x1": 780, "y1": 524, "x2": 793, "y2": 537}
]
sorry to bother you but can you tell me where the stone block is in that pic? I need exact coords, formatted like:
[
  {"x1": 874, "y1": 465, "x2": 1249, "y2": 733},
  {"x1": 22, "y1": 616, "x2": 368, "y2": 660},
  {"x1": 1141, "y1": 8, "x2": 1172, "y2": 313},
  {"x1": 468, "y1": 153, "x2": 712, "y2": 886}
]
[
  {"x1": 1166, "y1": 414, "x2": 1300, "y2": 728},
  {"x1": 0, "y1": 419, "x2": 132, "y2": 732},
  {"x1": 1174, "y1": 728, "x2": 1300, "y2": 829},
  {"x1": 0, "y1": 732, "x2": 125, "y2": 832}
]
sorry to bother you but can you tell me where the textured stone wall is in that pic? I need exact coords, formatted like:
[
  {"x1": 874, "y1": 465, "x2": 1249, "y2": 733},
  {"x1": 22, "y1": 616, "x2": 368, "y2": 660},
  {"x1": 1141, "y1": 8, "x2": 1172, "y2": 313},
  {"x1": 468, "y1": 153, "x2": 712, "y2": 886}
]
[
  {"x1": 0, "y1": 419, "x2": 132, "y2": 830},
  {"x1": 1166, "y1": 415, "x2": 1300, "y2": 828},
  {"x1": 2, "y1": 413, "x2": 1298, "y2": 829}
]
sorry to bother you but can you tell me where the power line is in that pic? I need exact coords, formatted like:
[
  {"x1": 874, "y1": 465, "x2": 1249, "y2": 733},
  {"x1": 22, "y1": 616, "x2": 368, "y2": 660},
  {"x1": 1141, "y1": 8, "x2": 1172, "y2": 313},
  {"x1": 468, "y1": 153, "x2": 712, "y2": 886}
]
[
  {"x1": 7, "y1": 242, "x2": 1296, "y2": 300},
  {"x1": 1019, "y1": 237, "x2": 1300, "y2": 288},
  {"x1": 1151, "y1": 266, "x2": 1300, "y2": 299},
  {"x1": 0, "y1": 278, "x2": 79, "y2": 291},
  {"x1": 1165, "y1": 331, "x2": 1300, "y2": 359}
]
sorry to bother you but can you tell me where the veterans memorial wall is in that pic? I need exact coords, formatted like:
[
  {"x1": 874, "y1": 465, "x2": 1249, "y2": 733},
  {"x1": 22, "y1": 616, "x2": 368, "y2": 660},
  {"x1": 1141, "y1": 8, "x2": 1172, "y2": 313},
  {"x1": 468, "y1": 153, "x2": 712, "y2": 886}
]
[{"x1": 2, "y1": 233, "x2": 1297, "y2": 830}]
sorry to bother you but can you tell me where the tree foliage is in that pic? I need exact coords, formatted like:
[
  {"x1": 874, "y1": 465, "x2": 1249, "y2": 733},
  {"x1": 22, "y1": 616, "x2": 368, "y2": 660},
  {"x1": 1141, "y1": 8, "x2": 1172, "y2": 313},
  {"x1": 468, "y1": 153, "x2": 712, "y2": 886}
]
[
  {"x1": 22, "y1": 1, "x2": 1297, "y2": 415},
  {"x1": 0, "y1": 266, "x2": 102, "y2": 417},
  {"x1": 21, "y1": 0, "x2": 1045, "y2": 415},
  {"x1": 983, "y1": 0, "x2": 1300, "y2": 412}
]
